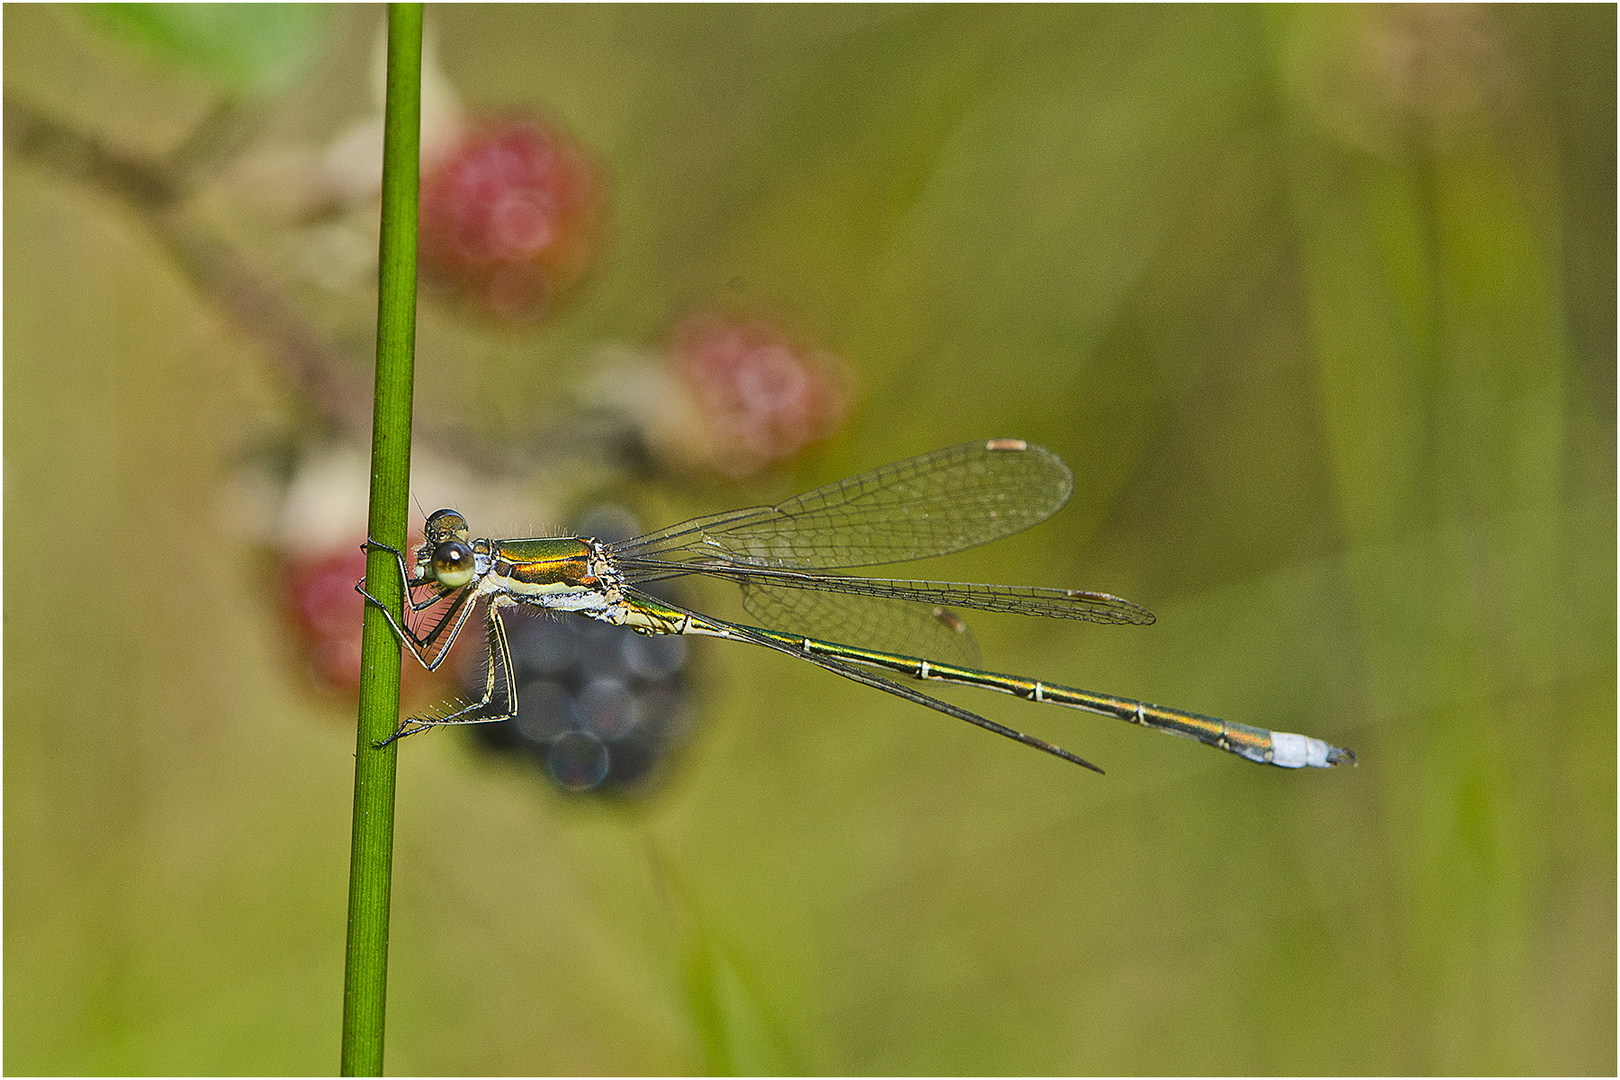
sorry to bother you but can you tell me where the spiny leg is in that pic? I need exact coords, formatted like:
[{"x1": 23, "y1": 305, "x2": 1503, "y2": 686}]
[
  {"x1": 375, "y1": 597, "x2": 520, "y2": 747},
  {"x1": 356, "y1": 541, "x2": 479, "y2": 672},
  {"x1": 359, "y1": 537, "x2": 447, "y2": 614}
]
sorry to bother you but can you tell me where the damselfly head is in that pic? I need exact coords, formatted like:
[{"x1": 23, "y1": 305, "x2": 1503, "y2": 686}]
[
  {"x1": 416, "y1": 510, "x2": 477, "y2": 588},
  {"x1": 424, "y1": 508, "x2": 471, "y2": 544}
]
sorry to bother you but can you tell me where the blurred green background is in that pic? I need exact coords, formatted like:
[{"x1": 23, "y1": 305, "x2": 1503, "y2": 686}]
[{"x1": 6, "y1": 5, "x2": 1613, "y2": 1074}]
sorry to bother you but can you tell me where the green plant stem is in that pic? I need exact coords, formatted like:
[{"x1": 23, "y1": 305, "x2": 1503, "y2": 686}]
[{"x1": 342, "y1": 4, "x2": 422, "y2": 1075}]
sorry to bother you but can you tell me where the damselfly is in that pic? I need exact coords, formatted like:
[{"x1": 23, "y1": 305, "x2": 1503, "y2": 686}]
[{"x1": 359, "y1": 439, "x2": 1354, "y2": 773}]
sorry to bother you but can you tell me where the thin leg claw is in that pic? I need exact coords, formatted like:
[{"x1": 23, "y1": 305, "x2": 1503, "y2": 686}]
[{"x1": 373, "y1": 717, "x2": 429, "y2": 749}]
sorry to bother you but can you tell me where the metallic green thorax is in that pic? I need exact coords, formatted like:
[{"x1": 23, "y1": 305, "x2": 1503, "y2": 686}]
[{"x1": 488, "y1": 538, "x2": 599, "y2": 591}]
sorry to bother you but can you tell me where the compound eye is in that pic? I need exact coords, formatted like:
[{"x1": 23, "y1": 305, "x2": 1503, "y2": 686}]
[
  {"x1": 424, "y1": 508, "x2": 470, "y2": 544},
  {"x1": 431, "y1": 539, "x2": 476, "y2": 589}
]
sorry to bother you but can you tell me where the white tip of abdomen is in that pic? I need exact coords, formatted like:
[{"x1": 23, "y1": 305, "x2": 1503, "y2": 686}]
[{"x1": 1270, "y1": 731, "x2": 1335, "y2": 769}]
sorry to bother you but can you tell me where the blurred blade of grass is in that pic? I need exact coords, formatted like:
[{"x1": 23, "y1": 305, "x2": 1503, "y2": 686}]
[
  {"x1": 1266, "y1": 6, "x2": 1589, "y2": 1071},
  {"x1": 666, "y1": 880, "x2": 792, "y2": 1074}
]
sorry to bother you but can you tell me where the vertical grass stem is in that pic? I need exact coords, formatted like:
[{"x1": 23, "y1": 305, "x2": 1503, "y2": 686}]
[{"x1": 342, "y1": 4, "x2": 422, "y2": 1074}]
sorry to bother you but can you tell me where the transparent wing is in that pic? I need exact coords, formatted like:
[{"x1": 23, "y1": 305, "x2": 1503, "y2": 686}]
[
  {"x1": 612, "y1": 439, "x2": 1073, "y2": 570},
  {"x1": 739, "y1": 582, "x2": 985, "y2": 667},
  {"x1": 630, "y1": 561, "x2": 1156, "y2": 627}
]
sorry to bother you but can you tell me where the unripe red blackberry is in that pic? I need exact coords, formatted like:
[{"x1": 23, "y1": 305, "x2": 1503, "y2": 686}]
[
  {"x1": 278, "y1": 539, "x2": 442, "y2": 700},
  {"x1": 671, "y1": 314, "x2": 853, "y2": 477},
  {"x1": 419, "y1": 118, "x2": 600, "y2": 322}
]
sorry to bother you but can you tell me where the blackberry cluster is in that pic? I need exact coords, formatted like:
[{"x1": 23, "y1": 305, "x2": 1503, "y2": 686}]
[{"x1": 466, "y1": 509, "x2": 692, "y2": 793}]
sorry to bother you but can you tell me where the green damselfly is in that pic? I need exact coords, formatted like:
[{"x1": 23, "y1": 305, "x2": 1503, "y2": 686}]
[{"x1": 359, "y1": 439, "x2": 1354, "y2": 773}]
